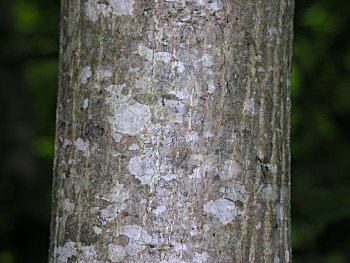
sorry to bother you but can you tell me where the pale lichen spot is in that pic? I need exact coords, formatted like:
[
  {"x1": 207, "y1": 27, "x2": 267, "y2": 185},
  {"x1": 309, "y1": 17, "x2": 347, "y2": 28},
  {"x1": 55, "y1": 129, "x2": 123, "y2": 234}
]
[
  {"x1": 110, "y1": 0, "x2": 134, "y2": 16},
  {"x1": 204, "y1": 0, "x2": 223, "y2": 11},
  {"x1": 177, "y1": 61, "x2": 185, "y2": 73},
  {"x1": 160, "y1": 256, "x2": 187, "y2": 263},
  {"x1": 206, "y1": 79, "x2": 216, "y2": 94},
  {"x1": 96, "y1": 183, "x2": 129, "y2": 203},
  {"x1": 201, "y1": 54, "x2": 214, "y2": 67},
  {"x1": 204, "y1": 198, "x2": 242, "y2": 224},
  {"x1": 112, "y1": 131, "x2": 123, "y2": 143},
  {"x1": 153, "y1": 205, "x2": 167, "y2": 216},
  {"x1": 54, "y1": 241, "x2": 76, "y2": 263},
  {"x1": 86, "y1": 0, "x2": 134, "y2": 22},
  {"x1": 63, "y1": 139, "x2": 72, "y2": 148},
  {"x1": 128, "y1": 143, "x2": 139, "y2": 151},
  {"x1": 165, "y1": 0, "x2": 223, "y2": 11},
  {"x1": 190, "y1": 160, "x2": 215, "y2": 179},
  {"x1": 220, "y1": 183, "x2": 246, "y2": 202},
  {"x1": 255, "y1": 222, "x2": 262, "y2": 230},
  {"x1": 259, "y1": 184, "x2": 278, "y2": 201},
  {"x1": 203, "y1": 129, "x2": 214, "y2": 138},
  {"x1": 186, "y1": 131, "x2": 199, "y2": 142},
  {"x1": 100, "y1": 203, "x2": 127, "y2": 221},
  {"x1": 96, "y1": 67, "x2": 113, "y2": 80},
  {"x1": 83, "y1": 98, "x2": 89, "y2": 109},
  {"x1": 265, "y1": 163, "x2": 278, "y2": 175},
  {"x1": 93, "y1": 226, "x2": 102, "y2": 235},
  {"x1": 220, "y1": 159, "x2": 241, "y2": 181},
  {"x1": 285, "y1": 249, "x2": 290, "y2": 262},
  {"x1": 243, "y1": 98, "x2": 255, "y2": 115},
  {"x1": 273, "y1": 255, "x2": 280, "y2": 263},
  {"x1": 154, "y1": 51, "x2": 172, "y2": 63},
  {"x1": 80, "y1": 245, "x2": 97, "y2": 261},
  {"x1": 105, "y1": 84, "x2": 131, "y2": 105},
  {"x1": 257, "y1": 66, "x2": 265, "y2": 72},
  {"x1": 193, "y1": 252, "x2": 209, "y2": 263},
  {"x1": 120, "y1": 225, "x2": 152, "y2": 256},
  {"x1": 108, "y1": 244, "x2": 126, "y2": 262},
  {"x1": 128, "y1": 154, "x2": 156, "y2": 185},
  {"x1": 138, "y1": 43, "x2": 153, "y2": 61},
  {"x1": 74, "y1": 137, "x2": 89, "y2": 152},
  {"x1": 80, "y1": 66, "x2": 92, "y2": 85},
  {"x1": 112, "y1": 103, "x2": 151, "y2": 136},
  {"x1": 61, "y1": 198, "x2": 75, "y2": 213}
]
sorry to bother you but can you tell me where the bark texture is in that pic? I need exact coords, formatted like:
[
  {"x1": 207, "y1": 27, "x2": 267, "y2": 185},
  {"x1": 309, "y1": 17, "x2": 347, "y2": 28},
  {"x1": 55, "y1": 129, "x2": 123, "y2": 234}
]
[{"x1": 49, "y1": 0, "x2": 294, "y2": 262}]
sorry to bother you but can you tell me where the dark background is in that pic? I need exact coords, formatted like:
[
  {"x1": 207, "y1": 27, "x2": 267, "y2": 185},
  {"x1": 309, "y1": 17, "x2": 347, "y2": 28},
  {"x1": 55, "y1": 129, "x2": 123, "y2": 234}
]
[{"x1": 0, "y1": 0, "x2": 349, "y2": 262}]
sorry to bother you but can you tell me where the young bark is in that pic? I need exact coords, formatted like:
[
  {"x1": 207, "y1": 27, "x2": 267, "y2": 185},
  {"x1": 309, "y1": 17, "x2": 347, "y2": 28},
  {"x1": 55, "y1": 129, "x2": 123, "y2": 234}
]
[{"x1": 49, "y1": 0, "x2": 294, "y2": 262}]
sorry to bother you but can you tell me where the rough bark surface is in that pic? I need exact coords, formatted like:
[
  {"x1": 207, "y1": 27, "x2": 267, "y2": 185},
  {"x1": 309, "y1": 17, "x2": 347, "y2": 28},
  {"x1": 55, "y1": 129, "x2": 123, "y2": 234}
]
[{"x1": 49, "y1": 0, "x2": 294, "y2": 262}]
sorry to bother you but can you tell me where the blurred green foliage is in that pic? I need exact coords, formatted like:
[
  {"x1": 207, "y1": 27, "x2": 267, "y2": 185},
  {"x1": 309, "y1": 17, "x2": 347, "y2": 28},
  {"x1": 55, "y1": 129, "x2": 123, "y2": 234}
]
[
  {"x1": 0, "y1": 0, "x2": 349, "y2": 262},
  {"x1": 292, "y1": 0, "x2": 350, "y2": 262},
  {"x1": 0, "y1": 0, "x2": 58, "y2": 262}
]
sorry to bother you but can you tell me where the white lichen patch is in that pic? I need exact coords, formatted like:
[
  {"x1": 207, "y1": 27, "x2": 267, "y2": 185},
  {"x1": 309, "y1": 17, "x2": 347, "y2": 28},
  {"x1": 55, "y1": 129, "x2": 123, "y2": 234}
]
[
  {"x1": 255, "y1": 222, "x2": 262, "y2": 230},
  {"x1": 86, "y1": 0, "x2": 134, "y2": 22},
  {"x1": 138, "y1": 43, "x2": 172, "y2": 63},
  {"x1": 138, "y1": 43, "x2": 153, "y2": 61},
  {"x1": 100, "y1": 203, "x2": 127, "y2": 221},
  {"x1": 96, "y1": 183, "x2": 129, "y2": 203},
  {"x1": 61, "y1": 198, "x2": 75, "y2": 213},
  {"x1": 201, "y1": 54, "x2": 214, "y2": 67},
  {"x1": 54, "y1": 241, "x2": 76, "y2": 263},
  {"x1": 93, "y1": 226, "x2": 102, "y2": 235},
  {"x1": 74, "y1": 137, "x2": 89, "y2": 152},
  {"x1": 259, "y1": 184, "x2": 278, "y2": 201},
  {"x1": 83, "y1": 98, "x2": 89, "y2": 109},
  {"x1": 265, "y1": 163, "x2": 278, "y2": 175},
  {"x1": 80, "y1": 66, "x2": 92, "y2": 85},
  {"x1": 257, "y1": 66, "x2": 265, "y2": 72},
  {"x1": 96, "y1": 67, "x2": 113, "y2": 80},
  {"x1": 186, "y1": 131, "x2": 199, "y2": 142},
  {"x1": 220, "y1": 159, "x2": 241, "y2": 181},
  {"x1": 193, "y1": 252, "x2": 209, "y2": 263},
  {"x1": 220, "y1": 183, "x2": 246, "y2": 202},
  {"x1": 154, "y1": 51, "x2": 172, "y2": 63},
  {"x1": 165, "y1": 0, "x2": 223, "y2": 11},
  {"x1": 189, "y1": 160, "x2": 216, "y2": 179},
  {"x1": 94, "y1": 185, "x2": 129, "y2": 221},
  {"x1": 108, "y1": 244, "x2": 126, "y2": 262},
  {"x1": 120, "y1": 225, "x2": 152, "y2": 256},
  {"x1": 80, "y1": 245, "x2": 97, "y2": 262},
  {"x1": 128, "y1": 154, "x2": 156, "y2": 185},
  {"x1": 160, "y1": 255, "x2": 187, "y2": 263},
  {"x1": 273, "y1": 255, "x2": 280, "y2": 263},
  {"x1": 163, "y1": 99, "x2": 186, "y2": 124},
  {"x1": 112, "y1": 131, "x2": 123, "y2": 143},
  {"x1": 128, "y1": 143, "x2": 139, "y2": 151},
  {"x1": 153, "y1": 205, "x2": 167, "y2": 216},
  {"x1": 285, "y1": 250, "x2": 290, "y2": 262},
  {"x1": 105, "y1": 84, "x2": 131, "y2": 105},
  {"x1": 243, "y1": 98, "x2": 255, "y2": 115},
  {"x1": 110, "y1": 103, "x2": 151, "y2": 136},
  {"x1": 63, "y1": 139, "x2": 72, "y2": 148},
  {"x1": 205, "y1": 0, "x2": 223, "y2": 11},
  {"x1": 206, "y1": 79, "x2": 216, "y2": 94},
  {"x1": 204, "y1": 198, "x2": 242, "y2": 224},
  {"x1": 110, "y1": 0, "x2": 134, "y2": 16},
  {"x1": 176, "y1": 61, "x2": 185, "y2": 73}
]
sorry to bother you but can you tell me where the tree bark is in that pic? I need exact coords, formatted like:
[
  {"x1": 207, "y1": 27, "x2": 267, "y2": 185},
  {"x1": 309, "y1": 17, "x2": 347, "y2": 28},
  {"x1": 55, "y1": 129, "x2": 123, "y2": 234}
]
[{"x1": 49, "y1": 0, "x2": 294, "y2": 262}]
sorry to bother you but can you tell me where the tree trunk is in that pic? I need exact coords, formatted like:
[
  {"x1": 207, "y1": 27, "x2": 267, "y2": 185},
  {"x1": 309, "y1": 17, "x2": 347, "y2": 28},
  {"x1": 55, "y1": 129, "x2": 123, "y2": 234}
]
[{"x1": 49, "y1": 0, "x2": 293, "y2": 262}]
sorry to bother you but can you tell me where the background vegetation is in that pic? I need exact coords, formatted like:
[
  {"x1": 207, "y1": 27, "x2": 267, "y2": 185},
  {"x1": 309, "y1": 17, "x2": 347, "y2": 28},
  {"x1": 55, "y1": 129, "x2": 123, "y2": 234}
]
[{"x1": 0, "y1": 0, "x2": 349, "y2": 262}]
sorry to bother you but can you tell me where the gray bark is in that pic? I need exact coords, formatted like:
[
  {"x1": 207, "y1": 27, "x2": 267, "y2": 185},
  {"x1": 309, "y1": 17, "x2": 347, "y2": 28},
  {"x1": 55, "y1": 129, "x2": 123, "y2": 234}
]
[{"x1": 49, "y1": 0, "x2": 294, "y2": 262}]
